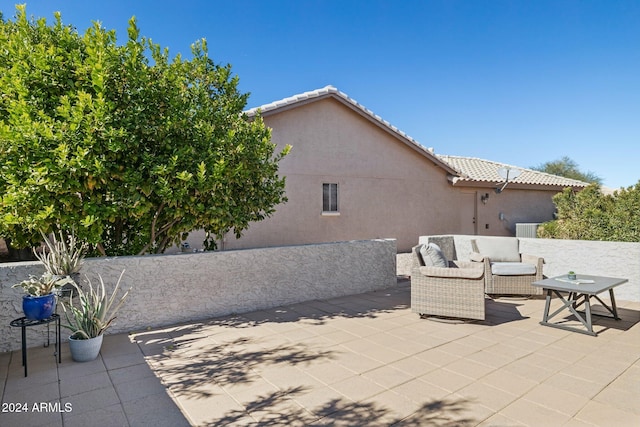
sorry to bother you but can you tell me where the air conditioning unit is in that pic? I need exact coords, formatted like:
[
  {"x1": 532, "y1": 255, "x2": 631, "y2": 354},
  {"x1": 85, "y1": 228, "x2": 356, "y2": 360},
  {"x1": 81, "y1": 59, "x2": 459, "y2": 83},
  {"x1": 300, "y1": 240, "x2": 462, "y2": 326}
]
[{"x1": 516, "y1": 223, "x2": 540, "y2": 238}]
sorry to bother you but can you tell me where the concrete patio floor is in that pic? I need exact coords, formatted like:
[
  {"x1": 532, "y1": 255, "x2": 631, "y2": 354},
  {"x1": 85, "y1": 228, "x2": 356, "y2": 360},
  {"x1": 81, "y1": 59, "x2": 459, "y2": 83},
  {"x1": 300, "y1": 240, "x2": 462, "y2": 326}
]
[{"x1": 1, "y1": 279, "x2": 639, "y2": 426}]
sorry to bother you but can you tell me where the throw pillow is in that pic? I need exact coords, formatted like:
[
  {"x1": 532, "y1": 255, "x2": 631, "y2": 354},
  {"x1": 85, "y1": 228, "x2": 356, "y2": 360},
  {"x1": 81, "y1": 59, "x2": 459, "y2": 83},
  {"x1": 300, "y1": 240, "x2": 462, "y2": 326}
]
[
  {"x1": 418, "y1": 244, "x2": 432, "y2": 266},
  {"x1": 474, "y1": 237, "x2": 521, "y2": 262},
  {"x1": 420, "y1": 243, "x2": 448, "y2": 268}
]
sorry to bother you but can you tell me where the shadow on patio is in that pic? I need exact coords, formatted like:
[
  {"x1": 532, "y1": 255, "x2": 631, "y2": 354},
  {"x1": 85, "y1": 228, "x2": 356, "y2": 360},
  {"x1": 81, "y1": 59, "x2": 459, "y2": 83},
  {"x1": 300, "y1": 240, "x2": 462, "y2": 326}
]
[
  {"x1": 2, "y1": 279, "x2": 639, "y2": 426},
  {"x1": 202, "y1": 389, "x2": 476, "y2": 426},
  {"x1": 130, "y1": 280, "x2": 639, "y2": 426}
]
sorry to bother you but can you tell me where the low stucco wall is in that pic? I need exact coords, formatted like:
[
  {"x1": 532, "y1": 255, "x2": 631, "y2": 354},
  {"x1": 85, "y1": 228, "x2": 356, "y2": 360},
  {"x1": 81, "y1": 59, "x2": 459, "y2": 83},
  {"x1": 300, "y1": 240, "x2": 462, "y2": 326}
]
[
  {"x1": 417, "y1": 235, "x2": 639, "y2": 302},
  {"x1": 0, "y1": 239, "x2": 397, "y2": 353}
]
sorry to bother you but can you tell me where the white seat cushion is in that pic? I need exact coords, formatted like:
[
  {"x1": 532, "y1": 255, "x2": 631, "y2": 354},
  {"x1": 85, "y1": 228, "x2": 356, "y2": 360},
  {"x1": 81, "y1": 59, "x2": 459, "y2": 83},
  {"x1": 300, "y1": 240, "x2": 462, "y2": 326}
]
[{"x1": 491, "y1": 262, "x2": 536, "y2": 276}]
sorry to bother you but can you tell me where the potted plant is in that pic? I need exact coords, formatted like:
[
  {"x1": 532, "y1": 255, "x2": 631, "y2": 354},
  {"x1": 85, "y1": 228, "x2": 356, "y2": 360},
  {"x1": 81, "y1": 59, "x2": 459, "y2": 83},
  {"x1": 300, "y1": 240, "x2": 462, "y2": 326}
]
[
  {"x1": 61, "y1": 270, "x2": 131, "y2": 362},
  {"x1": 34, "y1": 230, "x2": 88, "y2": 296},
  {"x1": 12, "y1": 273, "x2": 74, "y2": 320}
]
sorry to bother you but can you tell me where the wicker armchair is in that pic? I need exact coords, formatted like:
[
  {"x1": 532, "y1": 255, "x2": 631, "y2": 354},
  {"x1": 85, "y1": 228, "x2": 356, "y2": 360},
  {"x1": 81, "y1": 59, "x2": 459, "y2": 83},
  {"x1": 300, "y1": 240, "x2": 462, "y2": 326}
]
[
  {"x1": 410, "y1": 245, "x2": 486, "y2": 320},
  {"x1": 470, "y1": 237, "x2": 543, "y2": 296}
]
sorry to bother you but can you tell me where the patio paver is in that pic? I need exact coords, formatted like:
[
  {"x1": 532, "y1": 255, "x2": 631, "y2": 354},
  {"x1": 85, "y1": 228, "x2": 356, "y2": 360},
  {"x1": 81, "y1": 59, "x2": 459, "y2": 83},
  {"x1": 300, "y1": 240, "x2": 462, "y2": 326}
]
[{"x1": 1, "y1": 278, "x2": 639, "y2": 426}]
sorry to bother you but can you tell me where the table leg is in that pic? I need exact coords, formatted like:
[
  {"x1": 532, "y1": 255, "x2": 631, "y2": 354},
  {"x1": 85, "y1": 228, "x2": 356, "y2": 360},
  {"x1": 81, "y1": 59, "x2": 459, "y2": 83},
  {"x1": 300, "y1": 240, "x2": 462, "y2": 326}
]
[
  {"x1": 584, "y1": 295, "x2": 593, "y2": 334},
  {"x1": 546, "y1": 291, "x2": 585, "y2": 324},
  {"x1": 609, "y1": 289, "x2": 620, "y2": 320},
  {"x1": 542, "y1": 289, "x2": 552, "y2": 322},
  {"x1": 569, "y1": 292, "x2": 576, "y2": 310},
  {"x1": 581, "y1": 292, "x2": 620, "y2": 320},
  {"x1": 540, "y1": 290, "x2": 596, "y2": 336}
]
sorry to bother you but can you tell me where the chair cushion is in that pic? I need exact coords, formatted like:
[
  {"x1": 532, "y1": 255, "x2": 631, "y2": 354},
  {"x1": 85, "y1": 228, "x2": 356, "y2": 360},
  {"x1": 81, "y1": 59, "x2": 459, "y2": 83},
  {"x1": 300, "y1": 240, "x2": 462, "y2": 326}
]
[
  {"x1": 419, "y1": 243, "x2": 448, "y2": 268},
  {"x1": 419, "y1": 265, "x2": 483, "y2": 279},
  {"x1": 491, "y1": 262, "x2": 537, "y2": 276},
  {"x1": 474, "y1": 237, "x2": 521, "y2": 262}
]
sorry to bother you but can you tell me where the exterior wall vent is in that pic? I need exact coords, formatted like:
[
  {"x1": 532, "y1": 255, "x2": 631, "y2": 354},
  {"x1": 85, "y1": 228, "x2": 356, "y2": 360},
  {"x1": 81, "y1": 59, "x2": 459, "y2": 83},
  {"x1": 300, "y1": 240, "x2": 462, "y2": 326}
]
[{"x1": 516, "y1": 223, "x2": 541, "y2": 238}]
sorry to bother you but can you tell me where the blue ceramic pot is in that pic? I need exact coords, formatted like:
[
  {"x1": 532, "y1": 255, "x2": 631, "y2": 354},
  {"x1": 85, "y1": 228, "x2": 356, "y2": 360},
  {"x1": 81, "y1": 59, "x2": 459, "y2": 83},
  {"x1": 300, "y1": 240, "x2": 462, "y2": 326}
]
[{"x1": 22, "y1": 294, "x2": 56, "y2": 320}]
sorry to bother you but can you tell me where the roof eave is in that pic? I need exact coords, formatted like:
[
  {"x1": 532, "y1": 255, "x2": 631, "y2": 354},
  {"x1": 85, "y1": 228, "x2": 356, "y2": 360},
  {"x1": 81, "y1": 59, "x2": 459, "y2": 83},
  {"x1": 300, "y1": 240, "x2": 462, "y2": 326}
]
[{"x1": 449, "y1": 179, "x2": 588, "y2": 192}]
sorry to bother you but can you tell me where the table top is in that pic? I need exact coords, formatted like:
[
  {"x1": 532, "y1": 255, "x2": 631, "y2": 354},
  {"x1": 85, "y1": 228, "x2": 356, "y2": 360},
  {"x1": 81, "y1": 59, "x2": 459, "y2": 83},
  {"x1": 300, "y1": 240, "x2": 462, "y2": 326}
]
[{"x1": 532, "y1": 274, "x2": 628, "y2": 295}]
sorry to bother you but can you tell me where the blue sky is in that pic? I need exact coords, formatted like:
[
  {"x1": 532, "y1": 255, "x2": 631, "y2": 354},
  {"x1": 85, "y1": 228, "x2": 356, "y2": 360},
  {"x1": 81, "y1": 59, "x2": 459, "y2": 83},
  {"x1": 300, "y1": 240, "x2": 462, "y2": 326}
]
[{"x1": 4, "y1": 1, "x2": 639, "y2": 189}]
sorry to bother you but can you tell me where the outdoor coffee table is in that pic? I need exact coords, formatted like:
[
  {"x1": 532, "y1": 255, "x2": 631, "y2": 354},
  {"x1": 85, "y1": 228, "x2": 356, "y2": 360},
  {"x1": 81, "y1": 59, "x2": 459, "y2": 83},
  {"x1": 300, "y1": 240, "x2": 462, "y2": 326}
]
[{"x1": 532, "y1": 274, "x2": 628, "y2": 336}]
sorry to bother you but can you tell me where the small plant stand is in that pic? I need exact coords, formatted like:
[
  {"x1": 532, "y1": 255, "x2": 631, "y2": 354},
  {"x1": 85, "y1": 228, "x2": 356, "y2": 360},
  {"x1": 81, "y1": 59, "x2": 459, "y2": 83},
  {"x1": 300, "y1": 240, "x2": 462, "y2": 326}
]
[{"x1": 9, "y1": 314, "x2": 61, "y2": 377}]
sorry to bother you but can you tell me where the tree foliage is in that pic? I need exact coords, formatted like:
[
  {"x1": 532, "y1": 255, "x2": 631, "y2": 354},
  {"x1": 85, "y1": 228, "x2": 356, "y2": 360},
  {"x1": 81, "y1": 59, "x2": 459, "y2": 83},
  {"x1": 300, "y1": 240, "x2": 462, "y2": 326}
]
[
  {"x1": 0, "y1": 6, "x2": 289, "y2": 255},
  {"x1": 531, "y1": 156, "x2": 602, "y2": 185},
  {"x1": 538, "y1": 182, "x2": 640, "y2": 242}
]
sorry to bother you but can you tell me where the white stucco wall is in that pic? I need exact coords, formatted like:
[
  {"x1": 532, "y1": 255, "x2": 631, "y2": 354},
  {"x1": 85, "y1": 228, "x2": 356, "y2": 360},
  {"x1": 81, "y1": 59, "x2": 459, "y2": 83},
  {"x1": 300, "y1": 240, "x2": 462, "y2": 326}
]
[{"x1": 0, "y1": 239, "x2": 397, "y2": 353}]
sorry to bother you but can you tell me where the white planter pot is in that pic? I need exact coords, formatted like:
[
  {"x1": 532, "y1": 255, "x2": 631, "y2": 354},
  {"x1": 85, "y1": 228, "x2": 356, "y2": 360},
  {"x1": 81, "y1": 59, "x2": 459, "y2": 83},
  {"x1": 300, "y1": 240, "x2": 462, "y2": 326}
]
[{"x1": 68, "y1": 334, "x2": 103, "y2": 362}]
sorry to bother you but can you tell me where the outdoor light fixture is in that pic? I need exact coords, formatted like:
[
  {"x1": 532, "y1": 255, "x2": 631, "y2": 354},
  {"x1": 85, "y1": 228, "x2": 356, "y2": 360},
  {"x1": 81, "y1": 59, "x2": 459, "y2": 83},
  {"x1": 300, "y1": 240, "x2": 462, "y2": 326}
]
[
  {"x1": 495, "y1": 167, "x2": 522, "y2": 193},
  {"x1": 481, "y1": 193, "x2": 490, "y2": 204}
]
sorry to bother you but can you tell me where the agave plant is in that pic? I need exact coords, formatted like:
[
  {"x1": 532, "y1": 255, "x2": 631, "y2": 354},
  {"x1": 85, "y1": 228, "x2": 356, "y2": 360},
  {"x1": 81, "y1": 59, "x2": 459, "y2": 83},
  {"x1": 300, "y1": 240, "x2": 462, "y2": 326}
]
[
  {"x1": 61, "y1": 270, "x2": 131, "y2": 339},
  {"x1": 34, "y1": 230, "x2": 88, "y2": 276},
  {"x1": 12, "y1": 272, "x2": 74, "y2": 296}
]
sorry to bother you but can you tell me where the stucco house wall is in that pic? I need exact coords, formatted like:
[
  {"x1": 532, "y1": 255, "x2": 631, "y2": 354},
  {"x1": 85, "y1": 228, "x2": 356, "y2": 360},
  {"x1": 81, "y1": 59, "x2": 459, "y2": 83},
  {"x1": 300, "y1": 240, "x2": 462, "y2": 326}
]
[
  {"x1": 472, "y1": 188, "x2": 557, "y2": 236},
  {"x1": 182, "y1": 87, "x2": 586, "y2": 254},
  {"x1": 220, "y1": 98, "x2": 468, "y2": 252}
]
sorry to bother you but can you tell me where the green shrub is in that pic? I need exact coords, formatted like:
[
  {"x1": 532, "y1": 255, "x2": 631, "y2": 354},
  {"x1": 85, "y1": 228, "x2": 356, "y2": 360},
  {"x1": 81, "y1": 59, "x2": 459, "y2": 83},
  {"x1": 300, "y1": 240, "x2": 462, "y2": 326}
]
[{"x1": 538, "y1": 182, "x2": 640, "y2": 242}]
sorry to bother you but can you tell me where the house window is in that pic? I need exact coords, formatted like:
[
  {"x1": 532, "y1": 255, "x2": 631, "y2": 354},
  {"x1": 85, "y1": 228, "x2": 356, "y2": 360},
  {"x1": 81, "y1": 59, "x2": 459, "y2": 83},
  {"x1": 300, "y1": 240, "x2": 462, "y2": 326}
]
[{"x1": 322, "y1": 183, "x2": 339, "y2": 213}]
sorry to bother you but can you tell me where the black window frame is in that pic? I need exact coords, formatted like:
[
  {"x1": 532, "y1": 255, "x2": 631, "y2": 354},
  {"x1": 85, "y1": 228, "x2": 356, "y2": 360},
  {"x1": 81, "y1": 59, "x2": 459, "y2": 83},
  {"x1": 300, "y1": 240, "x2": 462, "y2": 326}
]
[{"x1": 322, "y1": 183, "x2": 339, "y2": 213}]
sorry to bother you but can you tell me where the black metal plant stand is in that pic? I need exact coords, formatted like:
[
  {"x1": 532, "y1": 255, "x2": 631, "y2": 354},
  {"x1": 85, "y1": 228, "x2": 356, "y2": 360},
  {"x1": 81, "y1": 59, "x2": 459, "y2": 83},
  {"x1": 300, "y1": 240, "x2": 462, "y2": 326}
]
[{"x1": 9, "y1": 314, "x2": 61, "y2": 377}]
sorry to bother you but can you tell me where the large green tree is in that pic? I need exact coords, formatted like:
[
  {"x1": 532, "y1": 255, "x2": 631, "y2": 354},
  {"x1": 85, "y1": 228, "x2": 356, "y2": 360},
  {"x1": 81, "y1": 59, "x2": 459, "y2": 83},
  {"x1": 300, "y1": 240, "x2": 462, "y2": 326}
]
[
  {"x1": 531, "y1": 156, "x2": 602, "y2": 185},
  {"x1": 0, "y1": 6, "x2": 289, "y2": 255}
]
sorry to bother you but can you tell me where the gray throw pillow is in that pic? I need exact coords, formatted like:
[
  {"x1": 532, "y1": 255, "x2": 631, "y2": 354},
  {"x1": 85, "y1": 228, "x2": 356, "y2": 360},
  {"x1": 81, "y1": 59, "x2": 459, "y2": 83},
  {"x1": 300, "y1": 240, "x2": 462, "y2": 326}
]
[{"x1": 419, "y1": 243, "x2": 448, "y2": 268}]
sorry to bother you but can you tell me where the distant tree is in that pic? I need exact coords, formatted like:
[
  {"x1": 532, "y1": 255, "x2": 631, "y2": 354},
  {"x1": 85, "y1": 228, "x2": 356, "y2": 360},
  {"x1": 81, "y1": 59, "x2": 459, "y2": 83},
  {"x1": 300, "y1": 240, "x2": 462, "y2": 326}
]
[
  {"x1": 537, "y1": 182, "x2": 640, "y2": 242},
  {"x1": 531, "y1": 156, "x2": 602, "y2": 185},
  {"x1": 0, "y1": 6, "x2": 289, "y2": 255}
]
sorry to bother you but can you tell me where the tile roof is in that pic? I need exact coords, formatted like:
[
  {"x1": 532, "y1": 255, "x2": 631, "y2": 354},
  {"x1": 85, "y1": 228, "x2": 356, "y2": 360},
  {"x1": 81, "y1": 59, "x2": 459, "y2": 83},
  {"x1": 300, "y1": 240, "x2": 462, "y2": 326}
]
[{"x1": 437, "y1": 155, "x2": 590, "y2": 189}]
